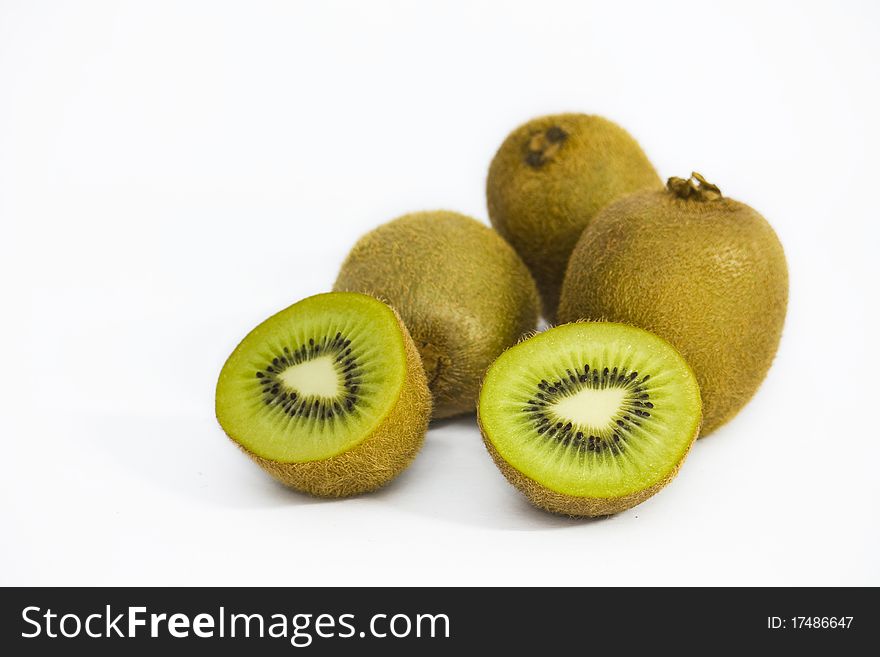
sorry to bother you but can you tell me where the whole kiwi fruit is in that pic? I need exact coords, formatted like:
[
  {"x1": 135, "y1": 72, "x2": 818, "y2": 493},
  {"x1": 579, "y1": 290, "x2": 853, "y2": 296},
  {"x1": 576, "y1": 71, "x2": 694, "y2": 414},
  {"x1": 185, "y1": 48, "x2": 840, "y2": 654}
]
[
  {"x1": 479, "y1": 321, "x2": 701, "y2": 516},
  {"x1": 486, "y1": 113, "x2": 661, "y2": 319},
  {"x1": 334, "y1": 210, "x2": 540, "y2": 419},
  {"x1": 558, "y1": 173, "x2": 788, "y2": 436},
  {"x1": 216, "y1": 292, "x2": 432, "y2": 497}
]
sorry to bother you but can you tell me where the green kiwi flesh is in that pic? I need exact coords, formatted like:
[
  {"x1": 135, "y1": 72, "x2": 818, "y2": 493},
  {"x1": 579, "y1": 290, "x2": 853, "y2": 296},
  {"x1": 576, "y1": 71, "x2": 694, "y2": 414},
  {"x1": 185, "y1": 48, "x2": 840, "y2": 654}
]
[
  {"x1": 215, "y1": 292, "x2": 431, "y2": 497},
  {"x1": 479, "y1": 322, "x2": 701, "y2": 516}
]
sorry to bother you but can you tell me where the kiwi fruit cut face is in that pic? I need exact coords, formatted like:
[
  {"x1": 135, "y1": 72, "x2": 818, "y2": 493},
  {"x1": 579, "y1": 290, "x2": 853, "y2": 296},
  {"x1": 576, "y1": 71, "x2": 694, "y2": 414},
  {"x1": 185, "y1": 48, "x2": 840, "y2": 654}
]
[
  {"x1": 215, "y1": 292, "x2": 431, "y2": 497},
  {"x1": 486, "y1": 113, "x2": 661, "y2": 319},
  {"x1": 558, "y1": 173, "x2": 788, "y2": 436},
  {"x1": 479, "y1": 322, "x2": 701, "y2": 517},
  {"x1": 334, "y1": 210, "x2": 540, "y2": 419}
]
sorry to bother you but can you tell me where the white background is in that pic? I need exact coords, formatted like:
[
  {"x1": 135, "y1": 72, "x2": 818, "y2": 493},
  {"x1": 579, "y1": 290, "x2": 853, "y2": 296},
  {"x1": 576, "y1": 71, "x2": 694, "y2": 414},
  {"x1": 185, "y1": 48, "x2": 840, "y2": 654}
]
[{"x1": 2, "y1": 0, "x2": 878, "y2": 586}]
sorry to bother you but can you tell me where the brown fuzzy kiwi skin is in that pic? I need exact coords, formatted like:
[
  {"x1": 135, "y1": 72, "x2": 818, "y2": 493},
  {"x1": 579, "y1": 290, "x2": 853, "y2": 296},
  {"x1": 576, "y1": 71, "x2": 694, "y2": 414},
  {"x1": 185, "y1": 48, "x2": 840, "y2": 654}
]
[
  {"x1": 221, "y1": 309, "x2": 432, "y2": 498},
  {"x1": 477, "y1": 323, "x2": 702, "y2": 517},
  {"x1": 334, "y1": 210, "x2": 540, "y2": 419},
  {"x1": 558, "y1": 177, "x2": 789, "y2": 437},
  {"x1": 486, "y1": 113, "x2": 661, "y2": 320}
]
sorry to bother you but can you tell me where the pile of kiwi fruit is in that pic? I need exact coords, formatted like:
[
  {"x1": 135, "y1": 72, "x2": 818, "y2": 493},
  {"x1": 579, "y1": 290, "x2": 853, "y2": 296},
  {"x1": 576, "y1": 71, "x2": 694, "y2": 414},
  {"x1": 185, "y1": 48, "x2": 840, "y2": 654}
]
[{"x1": 216, "y1": 112, "x2": 788, "y2": 517}]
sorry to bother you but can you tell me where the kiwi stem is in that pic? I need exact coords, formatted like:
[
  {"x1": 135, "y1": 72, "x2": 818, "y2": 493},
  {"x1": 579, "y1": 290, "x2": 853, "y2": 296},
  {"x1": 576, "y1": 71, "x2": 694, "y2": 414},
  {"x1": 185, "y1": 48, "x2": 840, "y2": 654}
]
[{"x1": 667, "y1": 172, "x2": 722, "y2": 201}]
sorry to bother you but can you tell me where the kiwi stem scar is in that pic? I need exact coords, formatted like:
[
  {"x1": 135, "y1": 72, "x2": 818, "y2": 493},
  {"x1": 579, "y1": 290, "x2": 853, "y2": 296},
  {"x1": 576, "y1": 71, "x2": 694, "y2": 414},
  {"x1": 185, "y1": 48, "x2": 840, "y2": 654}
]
[
  {"x1": 666, "y1": 171, "x2": 722, "y2": 201},
  {"x1": 524, "y1": 126, "x2": 568, "y2": 168},
  {"x1": 416, "y1": 342, "x2": 449, "y2": 391}
]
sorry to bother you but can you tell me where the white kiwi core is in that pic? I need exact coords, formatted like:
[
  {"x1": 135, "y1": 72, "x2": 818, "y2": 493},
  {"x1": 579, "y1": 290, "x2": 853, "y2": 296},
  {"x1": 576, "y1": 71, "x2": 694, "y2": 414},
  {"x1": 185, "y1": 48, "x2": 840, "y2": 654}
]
[
  {"x1": 550, "y1": 387, "x2": 627, "y2": 431},
  {"x1": 278, "y1": 356, "x2": 341, "y2": 398}
]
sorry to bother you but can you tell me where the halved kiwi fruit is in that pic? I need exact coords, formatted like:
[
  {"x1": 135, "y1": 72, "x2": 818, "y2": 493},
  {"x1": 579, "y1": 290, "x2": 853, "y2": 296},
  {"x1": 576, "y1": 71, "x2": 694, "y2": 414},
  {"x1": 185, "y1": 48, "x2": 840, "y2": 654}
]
[
  {"x1": 215, "y1": 292, "x2": 431, "y2": 497},
  {"x1": 479, "y1": 322, "x2": 701, "y2": 516}
]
